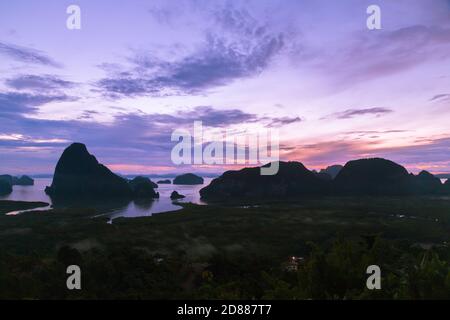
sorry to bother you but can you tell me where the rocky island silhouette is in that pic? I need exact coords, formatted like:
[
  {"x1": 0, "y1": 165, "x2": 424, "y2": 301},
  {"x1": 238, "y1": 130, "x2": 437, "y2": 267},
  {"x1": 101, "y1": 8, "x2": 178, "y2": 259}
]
[{"x1": 26, "y1": 142, "x2": 448, "y2": 203}]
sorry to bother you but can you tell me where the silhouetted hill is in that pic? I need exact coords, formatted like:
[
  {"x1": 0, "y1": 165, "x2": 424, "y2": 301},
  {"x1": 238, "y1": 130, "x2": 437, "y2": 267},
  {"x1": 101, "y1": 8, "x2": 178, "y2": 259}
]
[
  {"x1": 411, "y1": 170, "x2": 442, "y2": 195},
  {"x1": 170, "y1": 191, "x2": 185, "y2": 200},
  {"x1": 173, "y1": 173, "x2": 204, "y2": 185},
  {"x1": 129, "y1": 176, "x2": 159, "y2": 199},
  {"x1": 200, "y1": 161, "x2": 331, "y2": 201},
  {"x1": 0, "y1": 175, "x2": 34, "y2": 186},
  {"x1": 0, "y1": 180, "x2": 12, "y2": 196},
  {"x1": 314, "y1": 172, "x2": 332, "y2": 181},
  {"x1": 13, "y1": 175, "x2": 34, "y2": 186},
  {"x1": 444, "y1": 179, "x2": 450, "y2": 193},
  {"x1": 0, "y1": 175, "x2": 13, "y2": 185},
  {"x1": 334, "y1": 159, "x2": 448, "y2": 196},
  {"x1": 157, "y1": 179, "x2": 171, "y2": 184},
  {"x1": 319, "y1": 165, "x2": 343, "y2": 179},
  {"x1": 334, "y1": 158, "x2": 413, "y2": 195},
  {"x1": 45, "y1": 143, "x2": 132, "y2": 199}
]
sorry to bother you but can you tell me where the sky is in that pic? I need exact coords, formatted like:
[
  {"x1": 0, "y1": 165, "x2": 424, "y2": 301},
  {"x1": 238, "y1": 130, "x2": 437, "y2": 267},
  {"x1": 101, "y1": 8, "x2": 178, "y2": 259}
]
[{"x1": 1, "y1": 0, "x2": 450, "y2": 175}]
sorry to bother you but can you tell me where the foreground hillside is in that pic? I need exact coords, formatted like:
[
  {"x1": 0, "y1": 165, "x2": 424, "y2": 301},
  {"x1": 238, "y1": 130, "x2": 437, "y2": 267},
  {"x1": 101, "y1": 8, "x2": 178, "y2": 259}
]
[{"x1": 1, "y1": 196, "x2": 450, "y2": 299}]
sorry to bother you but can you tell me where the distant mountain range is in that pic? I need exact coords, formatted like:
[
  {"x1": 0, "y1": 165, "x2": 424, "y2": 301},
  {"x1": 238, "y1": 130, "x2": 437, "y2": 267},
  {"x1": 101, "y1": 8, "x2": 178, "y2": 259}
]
[
  {"x1": 200, "y1": 158, "x2": 450, "y2": 201},
  {"x1": 29, "y1": 173, "x2": 219, "y2": 179},
  {"x1": 122, "y1": 173, "x2": 219, "y2": 179},
  {"x1": 6, "y1": 142, "x2": 450, "y2": 202},
  {"x1": 29, "y1": 172, "x2": 450, "y2": 180}
]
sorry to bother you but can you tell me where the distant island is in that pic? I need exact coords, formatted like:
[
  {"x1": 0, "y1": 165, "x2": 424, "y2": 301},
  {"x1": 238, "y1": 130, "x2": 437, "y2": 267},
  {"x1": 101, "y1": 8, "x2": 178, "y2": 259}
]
[
  {"x1": 170, "y1": 191, "x2": 186, "y2": 200},
  {"x1": 0, "y1": 174, "x2": 34, "y2": 196},
  {"x1": 0, "y1": 175, "x2": 35, "y2": 186},
  {"x1": 173, "y1": 173, "x2": 204, "y2": 185},
  {"x1": 129, "y1": 176, "x2": 160, "y2": 199}
]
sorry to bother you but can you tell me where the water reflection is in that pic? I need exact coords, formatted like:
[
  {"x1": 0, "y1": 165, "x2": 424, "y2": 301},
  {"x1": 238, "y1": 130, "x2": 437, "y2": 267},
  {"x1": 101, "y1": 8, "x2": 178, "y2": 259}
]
[
  {"x1": 1, "y1": 178, "x2": 211, "y2": 218},
  {"x1": 134, "y1": 198, "x2": 156, "y2": 210}
]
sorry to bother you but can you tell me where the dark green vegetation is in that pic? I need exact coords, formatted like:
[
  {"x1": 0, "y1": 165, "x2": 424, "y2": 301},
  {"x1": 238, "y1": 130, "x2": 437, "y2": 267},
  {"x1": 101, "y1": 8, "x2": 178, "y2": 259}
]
[
  {"x1": 0, "y1": 179, "x2": 12, "y2": 196},
  {"x1": 201, "y1": 159, "x2": 450, "y2": 201},
  {"x1": 0, "y1": 200, "x2": 49, "y2": 214},
  {"x1": 173, "y1": 173, "x2": 204, "y2": 185},
  {"x1": 1, "y1": 196, "x2": 450, "y2": 299}
]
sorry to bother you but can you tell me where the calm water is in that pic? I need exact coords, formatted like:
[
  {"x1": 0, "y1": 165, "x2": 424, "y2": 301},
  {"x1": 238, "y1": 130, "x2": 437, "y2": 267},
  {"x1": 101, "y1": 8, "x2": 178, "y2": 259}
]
[{"x1": 0, "y1": 178, "x2": 212, "y2": 218}]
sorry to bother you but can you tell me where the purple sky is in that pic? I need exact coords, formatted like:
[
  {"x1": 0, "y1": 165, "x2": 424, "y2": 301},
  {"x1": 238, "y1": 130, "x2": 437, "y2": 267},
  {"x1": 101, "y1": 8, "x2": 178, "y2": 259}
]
[{"x1": 1, "y1": 0, "x2": 450, "y2": 175}]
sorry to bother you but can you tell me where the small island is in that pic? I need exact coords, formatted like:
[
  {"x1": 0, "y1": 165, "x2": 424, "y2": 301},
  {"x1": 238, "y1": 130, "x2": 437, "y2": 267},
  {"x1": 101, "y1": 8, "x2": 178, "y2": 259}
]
[
  {"x1": 13, "y1": 175, "x2": 34, "y2": 186},
  {"x1": 0, "y1": 175, "x2": 35, "y2": 196},
  {"x1": 170, "y1": 191, "x2": 186, "y2": 200},
  {"x1": 129, "y1": 176, "x2": 160, "y2": 199},
  {"x1": 173, "y1": 173, "x2": 204, "y2": 185}
]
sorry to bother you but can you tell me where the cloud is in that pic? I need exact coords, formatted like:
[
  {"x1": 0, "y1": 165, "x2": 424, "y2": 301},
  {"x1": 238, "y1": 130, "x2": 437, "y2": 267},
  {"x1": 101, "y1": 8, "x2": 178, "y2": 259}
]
[
  {"x1": 97, "y1": 35, "x2": 284, "y2": 97},
  {"x1": 178, "y1": 106, "x2": 259, "y2": 127},
  {"x1": 0, "y1": 102, "x2": 303, "y2": 174},
  {"x1": 281, "y1": 134, "x2": 450, "y2": 173},
  {"x1": 283, "y1": 140, "x2": 364, "y2": 165},
  {"x1": 310, "y1": 25, "x2": 450, "y2": 88},
  {"x1": 370, "y1": 136, "x2": 450, "y2": 166},
  {"x1": 0, "y1": 42, "x2": 61, "y2": 67},
  {"x1": 78, "y1": 110, "x2": 100, "y2": 120},
  {"x1": 344, "y1": 130, "x2": 408, "y2": 136},
  {"x1": 266, "y1": 116, "x2": 302, "y2": 127},
  {"x1": 341, "y1": 130, "x2": 410, "y2": 141},
  {"x1": 430, "y1": 93, "x2": 450, "y2": 101},
  {"x1": 96, "y1": 7, "x2": 285, "y2": 97},
  {"x1": 323, "y1": 107, "x2": 393, "y2": 120},
  {"x1": 1, "y1": 109, "x2": 449, "y2": 174},
  {"x1": 5, "y1": 74, "x2": 77, "y2": 91},
  {"x1": 0, "y1": 105, "x2": 256, "y2": 155},
  {"x1": 147, "y1": 6, "x2": 177, "y2": 25},
  {"x1": 0, "y1": 92, "x2": 77, "y2": 116}
]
